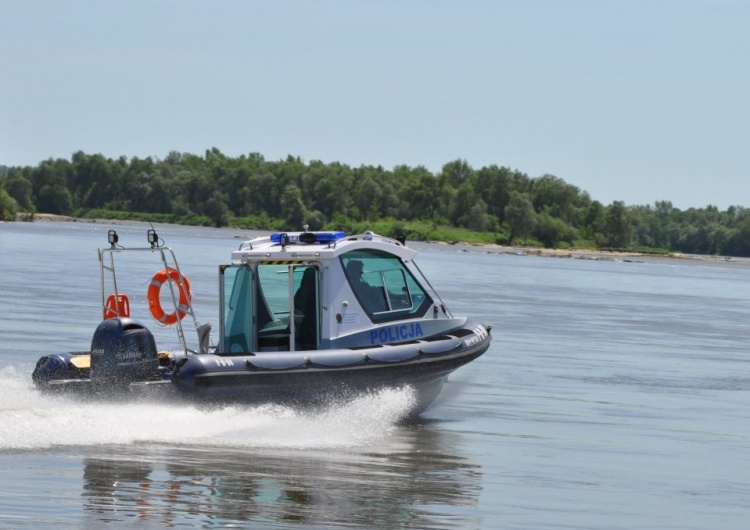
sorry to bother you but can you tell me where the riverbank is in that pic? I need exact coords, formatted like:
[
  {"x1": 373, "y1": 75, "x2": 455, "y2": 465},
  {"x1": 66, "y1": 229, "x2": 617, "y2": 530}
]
[
  {"x1": 14, "y1": 212, "x2": 736, "y2": 262},
  {"x1": 17, "y1": 212, "x2": 146, "y2": 226}
]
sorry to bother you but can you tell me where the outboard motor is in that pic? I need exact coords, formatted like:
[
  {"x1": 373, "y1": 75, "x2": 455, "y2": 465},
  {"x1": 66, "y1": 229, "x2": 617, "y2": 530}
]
[
  {"x1": 32, "y1": 352, "x2": 87, "y2": 388},
  {"x1": 90, "y1": 318, "x2": 159, "y2": 385}
]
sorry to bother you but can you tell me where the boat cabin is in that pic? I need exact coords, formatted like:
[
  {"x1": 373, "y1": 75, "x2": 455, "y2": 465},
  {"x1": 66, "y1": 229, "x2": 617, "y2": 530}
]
[{"x1": 219, "y1": 231, "x2": 451, "y2": 354}]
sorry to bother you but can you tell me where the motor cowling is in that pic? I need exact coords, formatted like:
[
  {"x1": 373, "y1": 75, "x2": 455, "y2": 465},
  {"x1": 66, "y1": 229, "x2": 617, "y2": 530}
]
[{"x1": 90, "y1": 318, "x2": 159, "y2": 384}]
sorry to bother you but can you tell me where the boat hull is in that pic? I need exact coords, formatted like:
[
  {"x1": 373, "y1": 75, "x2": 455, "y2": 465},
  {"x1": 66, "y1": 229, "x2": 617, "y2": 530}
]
[
  {"x1": 33, "y1": 322, "x2": 491, "y2": 416},
  {"x1": 172, "y1": 340, "x2": 488, "y2": 415}
]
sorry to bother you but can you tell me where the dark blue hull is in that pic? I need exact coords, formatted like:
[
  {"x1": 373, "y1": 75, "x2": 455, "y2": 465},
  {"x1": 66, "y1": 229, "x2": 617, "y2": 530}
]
[
  {"x1": 33, "y1": 321, "x2": 491, "y2": 416},
  {"x1": 174, "y1": 338, "x2": 488, "y2": 413}
]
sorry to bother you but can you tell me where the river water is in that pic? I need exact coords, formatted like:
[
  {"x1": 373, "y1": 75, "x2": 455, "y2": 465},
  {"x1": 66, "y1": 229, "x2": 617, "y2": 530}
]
[{"x1": 0, "y1": 221, "x2": 748, "y2": 529}]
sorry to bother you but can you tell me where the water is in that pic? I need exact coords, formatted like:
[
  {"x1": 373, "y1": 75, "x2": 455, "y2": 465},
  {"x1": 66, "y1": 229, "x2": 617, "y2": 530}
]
[{"x1": 1, "y1": 221, "x2": 749, "y2": 529}]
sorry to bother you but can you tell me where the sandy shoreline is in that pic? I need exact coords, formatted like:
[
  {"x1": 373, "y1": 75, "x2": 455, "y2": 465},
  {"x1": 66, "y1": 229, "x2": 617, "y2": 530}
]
[
  {"x1": 15, "y1": 212, "x2": 736, "y2": 262},
  {"x1": 18, "y1": 212, "x2": 146, "y2": 226}
]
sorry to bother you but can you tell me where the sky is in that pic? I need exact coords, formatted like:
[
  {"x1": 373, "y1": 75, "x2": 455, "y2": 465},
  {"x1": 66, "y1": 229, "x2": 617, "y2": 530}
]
[{"x1": 1, "y1": 0, "x2": 748, "y2": 210}]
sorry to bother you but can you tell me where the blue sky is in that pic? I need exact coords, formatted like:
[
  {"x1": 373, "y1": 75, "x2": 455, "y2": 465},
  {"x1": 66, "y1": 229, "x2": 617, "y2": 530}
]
[{"x1": 1, "y1": 0, "x2": 748, "y2": 209}]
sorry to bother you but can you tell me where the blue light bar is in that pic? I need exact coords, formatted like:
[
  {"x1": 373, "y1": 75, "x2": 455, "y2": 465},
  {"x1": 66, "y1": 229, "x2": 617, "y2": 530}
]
[
  {"x1": 315, "y1": 231, "x2": 346, "y2": 243},
  {"x1": 270, "y1": 231, "x2": 346, "y2": 244}
]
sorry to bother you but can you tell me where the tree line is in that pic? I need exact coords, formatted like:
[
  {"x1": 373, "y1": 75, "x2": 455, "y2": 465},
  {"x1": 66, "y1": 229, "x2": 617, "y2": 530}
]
[{"x1": 2, "y1": 148, "x2": 750, "y2": 256}]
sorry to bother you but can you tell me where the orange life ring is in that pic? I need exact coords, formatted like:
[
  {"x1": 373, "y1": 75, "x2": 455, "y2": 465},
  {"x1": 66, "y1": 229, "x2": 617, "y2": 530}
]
[
  {"x1": 104, "y1": 293, "x2": 130, "y2": 319},
  {"x1": 147, "y1": 268, "x2": 191, "y2": 325}
]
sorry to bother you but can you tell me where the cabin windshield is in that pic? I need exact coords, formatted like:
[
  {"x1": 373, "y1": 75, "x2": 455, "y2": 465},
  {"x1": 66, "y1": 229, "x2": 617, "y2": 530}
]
[
  {"x1": 341, "y1": 249, "x2": 433, "y2": 323},
  {"x1": 219, "y1": 263, "x2": 320, "y2": 353}
]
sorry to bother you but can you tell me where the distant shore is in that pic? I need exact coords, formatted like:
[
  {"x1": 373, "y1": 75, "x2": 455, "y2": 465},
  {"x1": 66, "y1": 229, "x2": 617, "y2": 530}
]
[
  {"x1": 17, "y1": 212, "x2": 151, "y2": 227},
  {"x1": 14, "y1": 212, "x2": 739, "y2": 263}
]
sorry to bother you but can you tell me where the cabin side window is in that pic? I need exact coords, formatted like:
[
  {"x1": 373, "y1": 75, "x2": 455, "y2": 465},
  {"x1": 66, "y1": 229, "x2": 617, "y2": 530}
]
[{"x1": 341, "y1": 250, "x2": 432, "y2": 323}]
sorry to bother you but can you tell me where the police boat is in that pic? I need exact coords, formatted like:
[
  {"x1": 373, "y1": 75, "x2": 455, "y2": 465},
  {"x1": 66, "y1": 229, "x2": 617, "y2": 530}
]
[{"x1": 32, "y1": 228, "x2": 492, "y2": 415}]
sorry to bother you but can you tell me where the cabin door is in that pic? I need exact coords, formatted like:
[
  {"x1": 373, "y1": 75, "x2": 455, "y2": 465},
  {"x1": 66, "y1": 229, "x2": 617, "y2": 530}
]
[
  {"x1": 219, "y1": 264, "x2": 255, "y2": 354},
  {"x1": 219, "y1": 263, "x2": 320, "y2": 353}
]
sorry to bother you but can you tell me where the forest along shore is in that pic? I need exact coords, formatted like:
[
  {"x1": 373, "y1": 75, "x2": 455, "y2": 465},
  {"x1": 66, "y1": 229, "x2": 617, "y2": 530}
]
[{"x1": 14, "y1": 213, "x2": 738, "y2": 263}]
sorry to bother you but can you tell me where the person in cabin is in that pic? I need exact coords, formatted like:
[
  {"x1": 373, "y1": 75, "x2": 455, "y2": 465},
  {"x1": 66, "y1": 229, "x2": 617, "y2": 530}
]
[{"x1": 345, "y1": 260, "x2": 387, "y2": 314}]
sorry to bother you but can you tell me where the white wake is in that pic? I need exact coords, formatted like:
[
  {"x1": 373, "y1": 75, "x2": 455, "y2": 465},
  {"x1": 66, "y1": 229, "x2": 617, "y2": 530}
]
[{"x1": 0, "y1": 365, "x2": 416, "y2": 451}]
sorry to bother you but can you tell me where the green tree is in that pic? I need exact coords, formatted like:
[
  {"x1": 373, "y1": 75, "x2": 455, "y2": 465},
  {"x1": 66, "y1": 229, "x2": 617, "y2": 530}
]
[
  {"x1": 352, "y1": 173, "x2": 381, "y2": 220},
  {"x1": 244, "y1": 171, "x2": 280, "y2": 217},
  {"x1": 724, "y1": 219, "x2": 750, "y2": 256},
  {"x1": 504, "y1": 192, "x2": 536, "y2": 244},
  {"x1": 177, "y1": 170, "x2": 216, "y2": 215},
  {"x1": 452, "y1": 181, "x2": 478, "y2": 226},
  {"x1": 310, "y1": 162, "x2": 353, "y2": 219},
  {"x1": 396, "y1": 165, "x2": 438, "y2": 220},
  {"x1": 71, "y1": 152, "x2": 118, "y2": 208},
  {"x1": 0, "y1": 188, "x2": 18, "y2": 220},
  {"x1": 143, "y1": 176, "x2": 173, "y2": 213},
  {"x1": 439, "y1": 159, "x2": 474, "y2": 189},
  {"x1": 604, "y1": 201, "x2": 633, "y2": 248},
  {"x1": 204, "y1": 192, "x2": 231, "y2": 227},
  {"x1": 3, "y1": 173, "x2": 34, "y2": 211},
  {"x1": 30, "y1": 159, "x2": 71, "y2": 202},
  {"x1": 580, "y1": 200, "x2": 605, "y2": 241},
  {"x1": 475, "y1": 165, "x2": 515, "y2": 223},
  {"x1": 376, "y1": 180, "x2": 401, "y2": 219},
  {"x1": 465, "y1": 199, "x2": 495, "y2": 232},
  {"x1": 36, "y1": 184, "x2": 73, "y2": 214},
  {"x1": 280, "y1": 183, "x2": 309, "y2": 230},
  {"x1": 533, "y1": 211, "x2": 576, "y2": 247}
]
